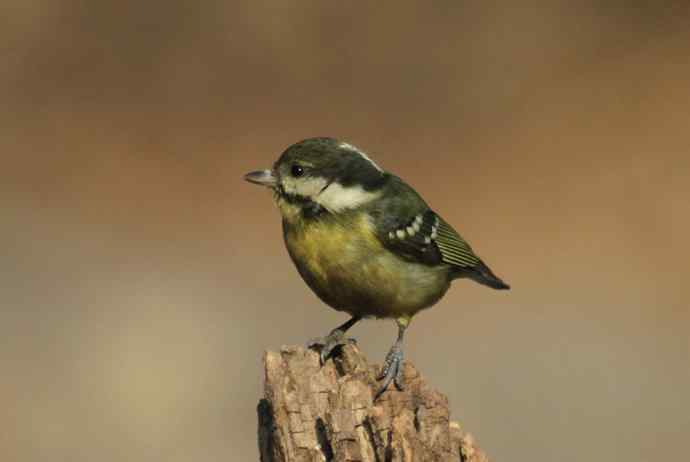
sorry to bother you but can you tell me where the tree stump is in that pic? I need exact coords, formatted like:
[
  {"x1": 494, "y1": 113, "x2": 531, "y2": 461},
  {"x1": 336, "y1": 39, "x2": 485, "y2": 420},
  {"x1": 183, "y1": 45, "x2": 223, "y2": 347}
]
[{"x1": 257, "y1": 344, "x2": 490, "y2": 462}]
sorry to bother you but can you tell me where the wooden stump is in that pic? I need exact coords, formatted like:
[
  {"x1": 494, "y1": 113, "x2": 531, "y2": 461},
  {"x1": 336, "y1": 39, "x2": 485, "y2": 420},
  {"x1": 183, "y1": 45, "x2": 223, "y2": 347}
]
[{"x1": 257, "y1": 344, "x2": 490, "y2": 462}]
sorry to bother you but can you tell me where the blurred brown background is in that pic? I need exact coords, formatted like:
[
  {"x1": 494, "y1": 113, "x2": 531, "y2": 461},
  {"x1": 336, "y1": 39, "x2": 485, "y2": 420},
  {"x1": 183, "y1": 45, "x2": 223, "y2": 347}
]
[{"x1": 2, "y1": 2, "x2": 689, "y2": 461}]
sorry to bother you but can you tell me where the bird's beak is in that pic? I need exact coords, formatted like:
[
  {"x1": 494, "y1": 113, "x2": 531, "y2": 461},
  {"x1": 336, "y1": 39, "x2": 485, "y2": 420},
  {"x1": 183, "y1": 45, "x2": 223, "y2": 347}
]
[{"x1": 244, "y1": 169, "x2": 277, "y2": 187}]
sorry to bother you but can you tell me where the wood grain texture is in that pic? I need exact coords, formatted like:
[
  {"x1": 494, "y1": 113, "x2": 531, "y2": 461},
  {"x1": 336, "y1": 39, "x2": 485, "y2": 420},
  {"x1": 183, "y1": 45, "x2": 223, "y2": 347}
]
[{"x1": 258, "y1": 344, "x2": 489, "y2": 462}]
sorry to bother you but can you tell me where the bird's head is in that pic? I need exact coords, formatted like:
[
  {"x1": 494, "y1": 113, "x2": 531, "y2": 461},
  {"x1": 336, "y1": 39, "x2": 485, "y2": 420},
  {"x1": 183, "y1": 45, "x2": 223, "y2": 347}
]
[{"x1": 244, "y1": 137, "x2": 387, "y2": 220}]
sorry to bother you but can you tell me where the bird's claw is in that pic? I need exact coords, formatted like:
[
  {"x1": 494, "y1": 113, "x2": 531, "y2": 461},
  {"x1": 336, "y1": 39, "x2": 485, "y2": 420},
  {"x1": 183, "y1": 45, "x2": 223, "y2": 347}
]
[
  {"x1": 375, "y1": 344, "x2": 404, "y2": 400},
  {"x1": 307, "y1": 329, "x2": 357, "y2": 364}
]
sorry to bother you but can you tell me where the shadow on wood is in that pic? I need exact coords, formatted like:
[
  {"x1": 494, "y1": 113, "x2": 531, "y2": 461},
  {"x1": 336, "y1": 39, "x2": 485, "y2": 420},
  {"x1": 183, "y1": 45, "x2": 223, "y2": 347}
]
[{"x1": 257, "y1": 344, "x2": 489, "y2": 462}]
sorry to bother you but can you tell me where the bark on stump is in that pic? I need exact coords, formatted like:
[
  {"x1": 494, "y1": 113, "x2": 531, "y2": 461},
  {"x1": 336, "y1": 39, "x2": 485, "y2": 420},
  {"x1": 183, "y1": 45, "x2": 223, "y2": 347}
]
[{"x1": 257, "y1": 344, "x2": 489, "y2": 462}]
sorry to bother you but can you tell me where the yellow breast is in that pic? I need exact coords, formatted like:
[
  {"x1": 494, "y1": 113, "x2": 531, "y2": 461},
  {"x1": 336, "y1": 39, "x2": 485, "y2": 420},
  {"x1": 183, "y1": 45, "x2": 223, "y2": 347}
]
[{"x1": 283, "y1": 211, "x2": 450, "y2": 318}]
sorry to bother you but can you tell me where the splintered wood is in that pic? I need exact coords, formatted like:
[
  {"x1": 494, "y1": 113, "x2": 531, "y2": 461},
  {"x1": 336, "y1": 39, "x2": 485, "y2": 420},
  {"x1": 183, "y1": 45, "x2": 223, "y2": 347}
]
[{"x1": 258, "y1": 344, "x2": 489, "y2": 462}]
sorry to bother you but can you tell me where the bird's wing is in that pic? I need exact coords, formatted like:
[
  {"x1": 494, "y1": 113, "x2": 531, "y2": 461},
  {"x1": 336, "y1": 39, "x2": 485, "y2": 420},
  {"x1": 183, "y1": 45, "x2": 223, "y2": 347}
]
[
  {"x1": 370, "y1": 176, "x2": 509, "y2": 289},
  {"x1": 376, "y1": 207, "x2": 480, "y2": 269},
  {"x1": 431, "y1": 215, "x2": 482, "y2": 268},
  {"x1": 370, "y1": 176, "x2": 479, "y2": 268}
]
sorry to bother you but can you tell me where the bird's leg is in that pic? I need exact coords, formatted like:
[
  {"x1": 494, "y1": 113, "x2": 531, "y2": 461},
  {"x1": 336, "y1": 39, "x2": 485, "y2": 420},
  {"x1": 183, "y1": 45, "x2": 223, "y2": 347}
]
[
  {"x1": 307, "y1": 316, "x2": 360, "y2": 364},
  {"x1": 375, "y1": 316, "x2": 409, "y2": 400}
]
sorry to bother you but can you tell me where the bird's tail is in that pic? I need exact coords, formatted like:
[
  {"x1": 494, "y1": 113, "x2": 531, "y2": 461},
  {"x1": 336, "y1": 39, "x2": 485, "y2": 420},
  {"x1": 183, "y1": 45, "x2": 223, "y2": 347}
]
[{"x1": 453, "y1": 260, "x2": 510, "y2": 290}]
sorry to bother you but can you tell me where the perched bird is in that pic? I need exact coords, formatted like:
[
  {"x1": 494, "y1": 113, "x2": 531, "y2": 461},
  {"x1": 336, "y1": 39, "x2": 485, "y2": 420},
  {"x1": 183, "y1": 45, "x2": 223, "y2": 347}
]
[{"x1": 245, "y1": 137, "x2": 509, "y2": 399}]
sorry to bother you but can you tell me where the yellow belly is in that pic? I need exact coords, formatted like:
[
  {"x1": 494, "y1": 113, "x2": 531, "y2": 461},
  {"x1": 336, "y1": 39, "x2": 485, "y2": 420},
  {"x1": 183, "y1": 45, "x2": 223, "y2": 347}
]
[{"x1": 283, "y1": 213, "x2": 450, "y2": 318}]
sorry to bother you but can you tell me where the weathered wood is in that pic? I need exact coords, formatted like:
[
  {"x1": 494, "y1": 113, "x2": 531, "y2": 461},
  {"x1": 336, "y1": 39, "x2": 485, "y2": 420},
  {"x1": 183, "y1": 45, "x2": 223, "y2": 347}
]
[{"x1": 258, "y1": 344, "x2": 489, "y2": 462}]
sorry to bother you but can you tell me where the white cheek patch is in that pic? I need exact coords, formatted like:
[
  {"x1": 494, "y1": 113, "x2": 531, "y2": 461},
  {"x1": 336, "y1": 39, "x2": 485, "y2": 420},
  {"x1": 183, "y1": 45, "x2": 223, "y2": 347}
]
[
  {"x1": 338, "y1": 141, "x2": 384, "y2": 173},
  {"x1": 315, "y1": 182, "x2": 381, "y2": 213},
  {"x1": 282, "y1": 176, "x2": 329, "y2": 198}
]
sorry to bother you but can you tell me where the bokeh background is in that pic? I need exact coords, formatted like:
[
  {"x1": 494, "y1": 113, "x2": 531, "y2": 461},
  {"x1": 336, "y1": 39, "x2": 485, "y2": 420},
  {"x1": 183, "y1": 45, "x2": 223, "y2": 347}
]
[{"x1": 2, "y1": 2, "x2": 689, "y2": 461}]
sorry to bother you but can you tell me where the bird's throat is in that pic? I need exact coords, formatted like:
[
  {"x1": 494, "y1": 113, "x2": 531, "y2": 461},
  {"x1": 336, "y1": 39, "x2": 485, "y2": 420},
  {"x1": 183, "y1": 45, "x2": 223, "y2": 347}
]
[{"x1": 275, "y1": 191, "x2": 325, "y2": 224}]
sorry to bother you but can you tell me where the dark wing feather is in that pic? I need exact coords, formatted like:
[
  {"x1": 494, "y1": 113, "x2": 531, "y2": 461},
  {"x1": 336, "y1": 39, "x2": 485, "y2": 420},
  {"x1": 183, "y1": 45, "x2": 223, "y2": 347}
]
[
  {"x1": 377, "y1": 209, "x2": 480, "y2": 269},
  {"x1": 368, "y1": 176, "x2": 442, "y2": 265},
  {"x1": 380, "y1": 209, "x2": 444, "y2": 266},
  {"x1": 370, "y1": 177, "x2": 509, "y2": 289}
]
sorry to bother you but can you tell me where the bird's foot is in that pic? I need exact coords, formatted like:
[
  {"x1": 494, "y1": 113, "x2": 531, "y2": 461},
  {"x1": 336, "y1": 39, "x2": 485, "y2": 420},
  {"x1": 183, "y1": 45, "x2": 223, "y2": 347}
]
[
  {"x1": 307, "y1": 329, "x2": 357, "y2": 365},
  {"x1": 375, "y1": 343, "x2": 404, "y2": 400}
]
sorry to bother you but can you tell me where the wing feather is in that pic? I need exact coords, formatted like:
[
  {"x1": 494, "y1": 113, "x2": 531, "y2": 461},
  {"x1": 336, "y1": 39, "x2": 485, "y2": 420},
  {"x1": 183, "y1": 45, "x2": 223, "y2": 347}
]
[
  {"x1": 370, "y1": 176, "x2": 508, "y2": 289},
  {"x1": 378, "y1": 208, "x2": 480, "y2": 270},
  {"x1": 434, "y1": 218, "x2": 480, "y2": 268}
]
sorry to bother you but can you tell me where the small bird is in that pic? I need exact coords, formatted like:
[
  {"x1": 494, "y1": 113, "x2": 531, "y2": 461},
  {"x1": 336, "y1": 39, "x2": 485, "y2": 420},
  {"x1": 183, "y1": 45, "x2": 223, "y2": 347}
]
[{"x1": 245, "y1": 137, "x2": 509, "y2": 399}]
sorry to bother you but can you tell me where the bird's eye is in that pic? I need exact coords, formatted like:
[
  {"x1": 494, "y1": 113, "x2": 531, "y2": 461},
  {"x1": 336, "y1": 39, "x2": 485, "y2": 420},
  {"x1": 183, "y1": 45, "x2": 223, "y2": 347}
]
[{"x1": 291, "y1": 165, "x2": 304, "y2": 177}]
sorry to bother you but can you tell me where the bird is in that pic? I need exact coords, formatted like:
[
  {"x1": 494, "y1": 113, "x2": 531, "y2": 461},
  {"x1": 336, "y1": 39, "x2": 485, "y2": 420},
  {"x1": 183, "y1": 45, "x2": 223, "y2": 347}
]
[{"x1": 244, "y1": 137, "x2": 509, "y2": 400}]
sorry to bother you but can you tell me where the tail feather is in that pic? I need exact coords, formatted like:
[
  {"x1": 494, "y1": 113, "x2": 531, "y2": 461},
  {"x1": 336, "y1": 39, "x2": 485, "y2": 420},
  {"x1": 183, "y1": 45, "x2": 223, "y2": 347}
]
[{"x1": 453, "y1": 260, "x2": 510, "y2": 290}]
